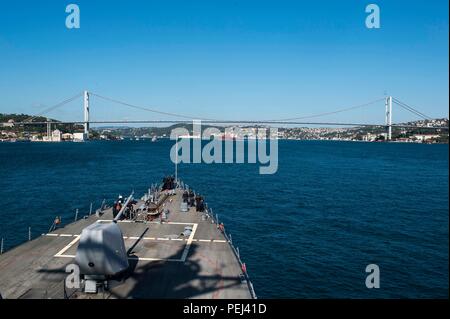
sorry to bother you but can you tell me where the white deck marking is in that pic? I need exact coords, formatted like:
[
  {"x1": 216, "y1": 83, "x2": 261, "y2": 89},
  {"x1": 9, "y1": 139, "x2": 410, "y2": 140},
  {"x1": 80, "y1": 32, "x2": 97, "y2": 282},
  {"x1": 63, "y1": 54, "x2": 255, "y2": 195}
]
[
  {"x1": 96, "y1": 219, "x2": 136, "y2": 224},
  {"x1": 162, "y1": 221, "x2": 196, "y2": 225},
  {"x1": 97, "y1": 220, "x2": 195, "y2": 226},
  {"x1": 49, "y1": 195, "x2": 229, "y2": 265},
  {"x1": 44, "y1": 233, "x2": 73, "y2": 237},
  {"x1": 55, "y1": 255, "x2": 181, "y2": 262},
  {"x1": 128, "y1": 256, "x2": 181, "y2": 262},
  {"x1": 51, "y1": 223, "x2": 221, "y2": 264},
  {"x1": 181, "y1": 223, "x2": 198, "y2": 262},
  {"x1": 54, "y1": 235, "x2": 80, "y2": 257},
  {"x1": 49, "y1": 233, "x2": 224, "y2": 244}
]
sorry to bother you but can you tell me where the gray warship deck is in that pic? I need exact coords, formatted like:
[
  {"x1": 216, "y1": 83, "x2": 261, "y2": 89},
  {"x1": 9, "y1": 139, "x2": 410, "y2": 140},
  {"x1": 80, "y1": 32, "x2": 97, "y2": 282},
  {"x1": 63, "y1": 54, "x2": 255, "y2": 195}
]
[{"x1": 0, "y1": 188, "x2": 254, "y2": 299}]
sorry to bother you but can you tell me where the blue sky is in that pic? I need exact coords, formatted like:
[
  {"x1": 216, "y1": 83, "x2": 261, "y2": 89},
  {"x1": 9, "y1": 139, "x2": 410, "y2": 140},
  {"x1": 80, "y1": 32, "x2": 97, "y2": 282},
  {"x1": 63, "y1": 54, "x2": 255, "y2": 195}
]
[{"x1": 0, "y1": 0, "x2": 448, "y2": 125}]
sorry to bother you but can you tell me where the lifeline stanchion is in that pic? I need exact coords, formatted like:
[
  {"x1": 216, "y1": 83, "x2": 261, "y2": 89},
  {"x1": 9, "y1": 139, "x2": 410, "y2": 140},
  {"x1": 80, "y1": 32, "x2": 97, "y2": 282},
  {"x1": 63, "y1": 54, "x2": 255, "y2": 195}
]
[
  {"x1": 48, "y1": 220, "x2": 55, "y2": 233},
  {"x1": 74, "y1": 209, "x2": 79, "y2": 221}
]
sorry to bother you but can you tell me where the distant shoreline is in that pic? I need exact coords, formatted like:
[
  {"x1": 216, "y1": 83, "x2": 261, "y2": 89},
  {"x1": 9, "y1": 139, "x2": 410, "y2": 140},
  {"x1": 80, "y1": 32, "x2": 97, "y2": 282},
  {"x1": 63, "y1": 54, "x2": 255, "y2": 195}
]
[{"x1": 0, "y1": 137, "x2": 448, "y2": 145}]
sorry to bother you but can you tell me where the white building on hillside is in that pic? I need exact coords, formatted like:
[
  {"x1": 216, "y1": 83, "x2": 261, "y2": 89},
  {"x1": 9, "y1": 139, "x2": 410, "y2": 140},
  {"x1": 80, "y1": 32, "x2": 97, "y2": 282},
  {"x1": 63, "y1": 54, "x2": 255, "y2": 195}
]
[
  {"x1": 73, "y1": 132, "x2": 86, "y2": 142},
  {"x1": 51, "y1": 129, "x2": 61, "y2": 142},
  {"x1": 413, "y1": 134, "x2": 440, "y2": 142},
  {"x1": 62, "y1": 133, "x2": 74, "y2": 140}
]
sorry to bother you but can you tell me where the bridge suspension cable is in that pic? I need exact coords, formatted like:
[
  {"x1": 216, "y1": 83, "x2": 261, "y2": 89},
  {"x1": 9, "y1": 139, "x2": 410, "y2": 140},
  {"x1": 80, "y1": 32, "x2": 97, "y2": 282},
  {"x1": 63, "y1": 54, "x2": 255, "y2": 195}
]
[
  {"x1": 14, "y1": 119, "x2": 449, "y2": 129},
  {"x1": 261, "y1": 97, "x2": 386, "y2": 122},
  {"x1": 89, "y1": 92, "x2": 218, "y2": 121},
  {"x1": 89, "y1": 92, "x2": 388, "y2": 123},
  {"x1": 12, "y1": 91, "x2": 447, "y2": 130},
  {"x1": 23, "y1": 92, "x2": 84, "y2": 123},
  {"x1": 392, "y1": 98, "x2": 432, "y2": 120}
]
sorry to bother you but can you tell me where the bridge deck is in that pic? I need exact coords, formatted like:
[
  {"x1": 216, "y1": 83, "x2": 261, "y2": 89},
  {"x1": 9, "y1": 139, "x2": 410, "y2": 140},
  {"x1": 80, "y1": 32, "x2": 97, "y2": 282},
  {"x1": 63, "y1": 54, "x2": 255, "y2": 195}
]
[{"x1": 0, "y1": 189, "x2": 252, "y2": 299}]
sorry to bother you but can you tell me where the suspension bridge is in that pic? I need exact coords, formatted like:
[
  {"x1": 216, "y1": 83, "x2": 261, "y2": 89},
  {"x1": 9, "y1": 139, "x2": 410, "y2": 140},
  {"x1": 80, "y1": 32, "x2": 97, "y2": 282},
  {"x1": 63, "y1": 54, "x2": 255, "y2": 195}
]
[{"x1": 10, "y1": 90, "x2": 449, "y2": 141}]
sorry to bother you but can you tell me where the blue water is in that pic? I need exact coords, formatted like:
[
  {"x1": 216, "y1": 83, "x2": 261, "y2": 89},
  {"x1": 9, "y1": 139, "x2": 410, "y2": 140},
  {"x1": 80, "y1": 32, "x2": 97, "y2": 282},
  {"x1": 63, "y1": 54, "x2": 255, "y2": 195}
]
[{"x1": 0, "y1": 140, "x2": 448, "y2": 298}]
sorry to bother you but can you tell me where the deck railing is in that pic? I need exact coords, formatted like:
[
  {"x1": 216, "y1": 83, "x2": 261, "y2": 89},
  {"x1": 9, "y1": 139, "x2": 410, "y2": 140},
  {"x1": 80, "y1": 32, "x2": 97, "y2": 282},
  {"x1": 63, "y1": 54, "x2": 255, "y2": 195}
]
[
  {"x1": 177, "y1": 180, "x2": 258, "y2": 299},
  {"x1": 206, "y1": 207, "x2": 258, "y2": 299}
]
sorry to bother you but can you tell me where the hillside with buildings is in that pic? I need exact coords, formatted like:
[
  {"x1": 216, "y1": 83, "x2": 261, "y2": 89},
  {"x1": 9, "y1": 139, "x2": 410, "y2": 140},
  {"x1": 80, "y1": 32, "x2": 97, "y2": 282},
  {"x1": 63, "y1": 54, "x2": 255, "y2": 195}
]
[
  {"x1": 277, "y1": 118, "x2": 448, "y2": 143},
  {"x1": 0, "y1": 113, "x2": 89, "y2": 142},
  {"x1": 94, "y1": 119, "x2": 449, "y2": 143},
  {"x1": 1, "y1": 113, "x2": 448, "y2": 143}
]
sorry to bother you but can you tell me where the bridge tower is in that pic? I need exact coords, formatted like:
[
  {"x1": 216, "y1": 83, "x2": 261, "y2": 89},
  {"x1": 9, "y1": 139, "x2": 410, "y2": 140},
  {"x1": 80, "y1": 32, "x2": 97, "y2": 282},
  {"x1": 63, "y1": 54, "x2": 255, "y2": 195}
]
[
  {"x1": 385, "y1": 96, "x2": 392, "y2": 140},
  {"x1": 46, "y1": 118, "x2": 51, "y2": 141},
  {"x1": 83, "y1": 90, "x2": 90, "y2": 139}
]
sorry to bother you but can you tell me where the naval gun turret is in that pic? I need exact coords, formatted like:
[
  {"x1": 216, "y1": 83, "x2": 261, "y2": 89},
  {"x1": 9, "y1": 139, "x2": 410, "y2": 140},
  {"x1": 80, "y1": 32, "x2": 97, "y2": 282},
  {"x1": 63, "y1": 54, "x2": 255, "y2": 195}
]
[{"x1": 74, "y1": 193, "x2": 133, "y2": 293}]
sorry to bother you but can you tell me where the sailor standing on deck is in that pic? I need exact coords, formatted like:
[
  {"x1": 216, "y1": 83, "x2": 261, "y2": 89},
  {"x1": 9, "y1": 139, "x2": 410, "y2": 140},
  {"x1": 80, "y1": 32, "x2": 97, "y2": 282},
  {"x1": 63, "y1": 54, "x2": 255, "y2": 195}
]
[
  {"x1": 112, "y1": 195, "x2": 124, "y2": 219},
  {"x1": 113, "y1": 201, "x2": 122, "y2": 219},
  {"x1": 54, "y1": 216, "x2": 61, "y2": 229}
]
